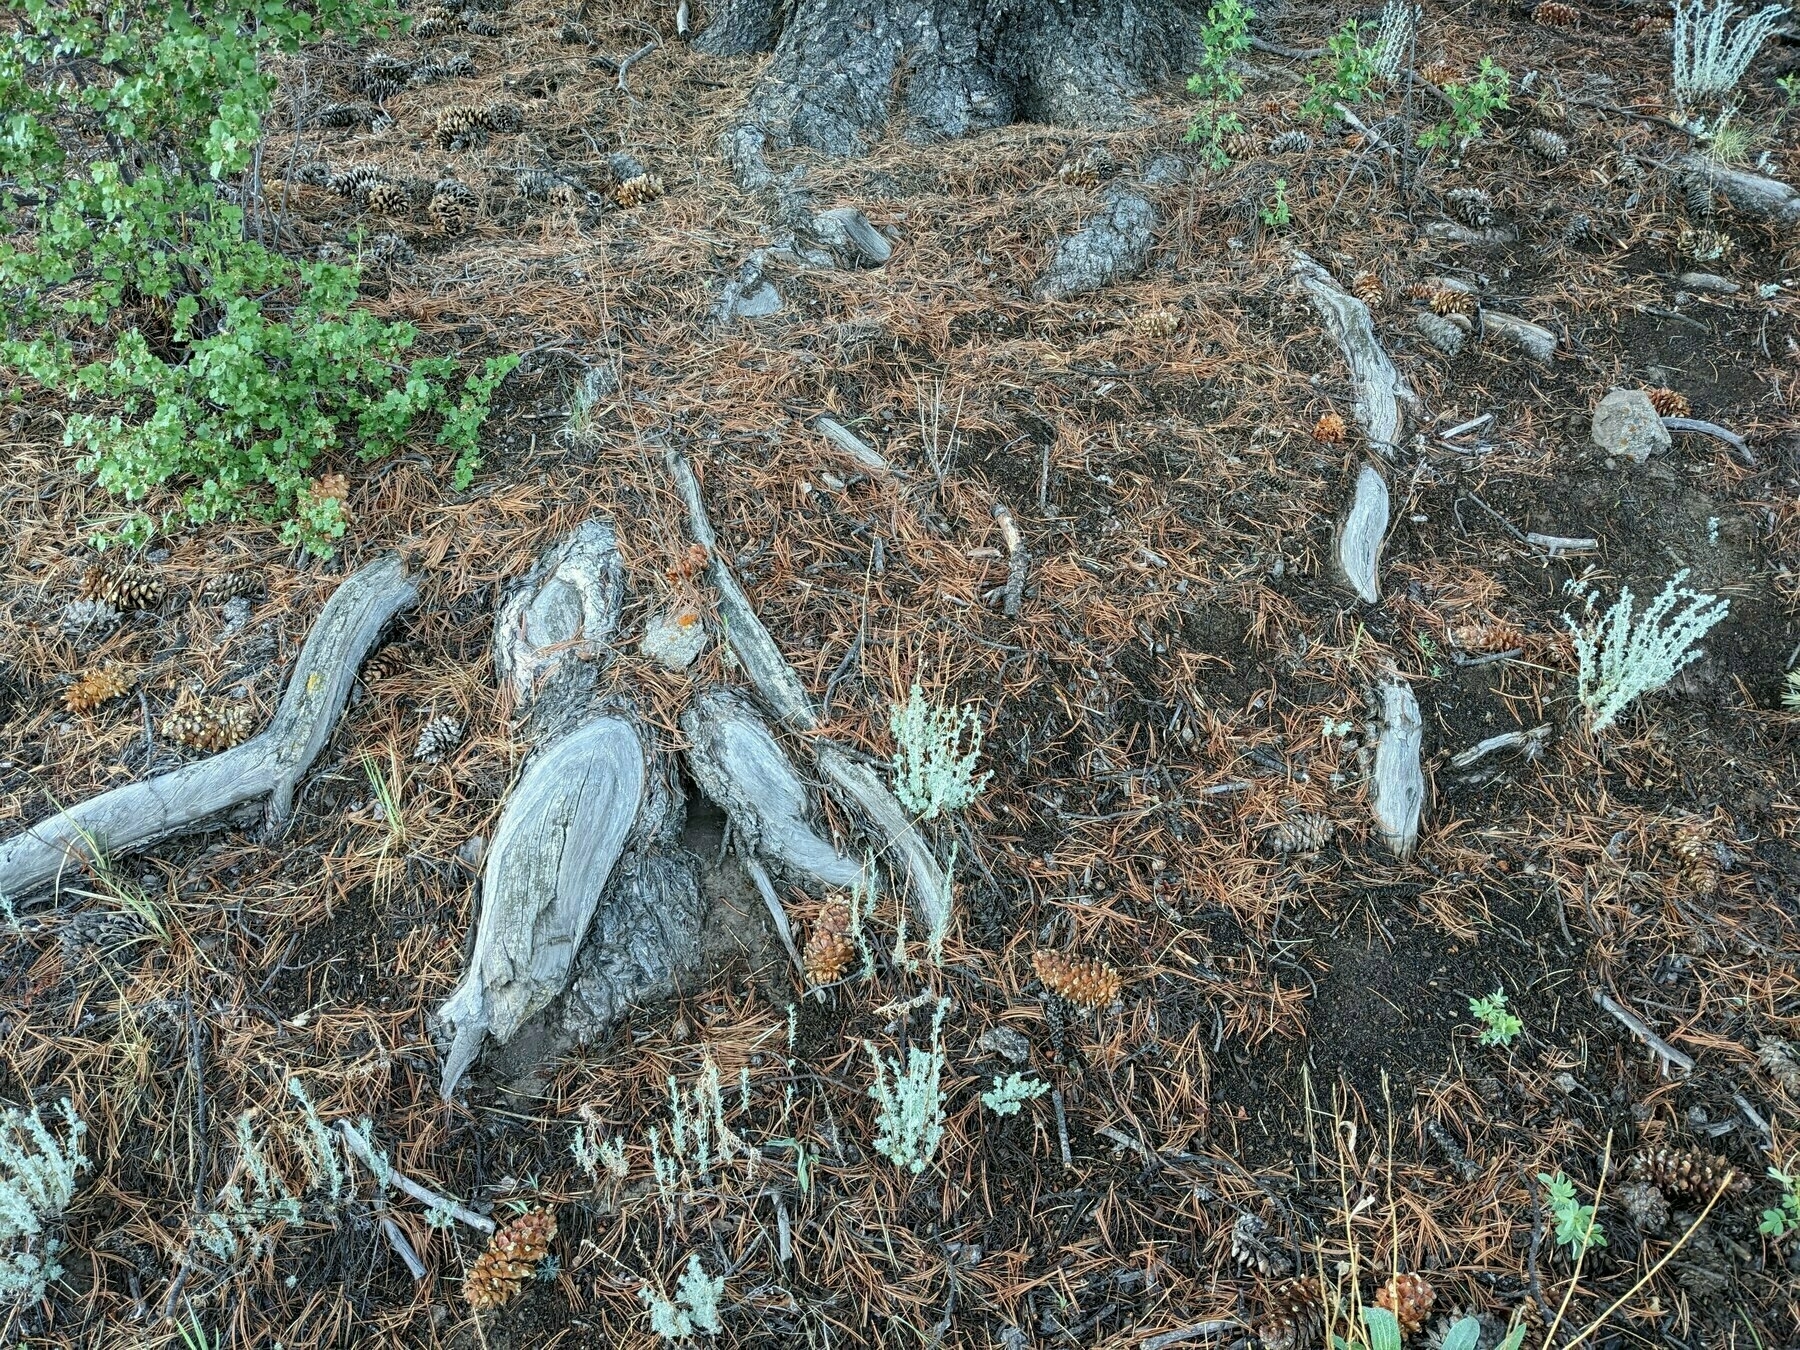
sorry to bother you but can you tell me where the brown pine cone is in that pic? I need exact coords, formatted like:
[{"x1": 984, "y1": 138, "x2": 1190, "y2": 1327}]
[
  {"x1": 433, "y1": 104, "x2": 484, "y2": 149},
  {"x1": 1223, "y1": 131, "x2": 1261, "y2": 160},
  {"x1": 1617, "y1": 1178, "x2": 1670, "y2": 1231},
  {"x1": 411, "y1": 4, "x2": 459, "y2": 36},
  {"x1": 1428, "y1": 286, "x2": 1475, "y2": 316},
  {"x1": 1633, "y1": 12, "x2": 1671, "y2": 33},
  {"x1": 480, "y1": 100, "x2": 523, "y2": 133},
  {"x1": 364, "y1": 180, "x2": 408, "y2": 214},
  {"x1": 1643, "y1": 386, "x2": 1691, "y2": 418},
  {"x1": 1669, "y1": 821, "x2": 1719, "y2": 896},
  {"x1": 614, "y1": 173, "x2": 666, "y2": 208},
  {"x1": 1350, "y1": 271, "x2": 1384, "y2": 308},
  {"x1": 1311, "y1": 412, "x2": 1347, "y2": 444},
  {"x1": 1758, "y1": 1036, "x2": 1800, "y2": 1095},
  {"x1": 430, "y1": 180, "x2": 477, "y2": 235},
  {"x1": 80, "y1": 560, "x2": 165, "y2": 611},
  {"x1": 1130, "y1": 308, "x2": 1183, "y2": 338},
  {"x1": 1526, "y1": 127, "x2": 1571, "y2": 164},
  {"x1": 202, "y1": 568, "x2": 266, "y2": 603},
  {"x1": 1262, "y1": 812, "x2": 1334, "y2": 858},
  {"x1": 1376, "y1": 1272, "x2": 1435, "y2": 1335},
  {"x1": 465, "y1": 1208, "x2": 556, "y2": 1310},
  {"x1": 1230, "y1": 1212, "x2": 1293, "y2": 1277},
  {"x1": 63, "y1": 666, "x2": 131, "y2": 714},
  {"x1": 1418, "y1": 60, "x2": 1460, "y2": 88},
  {"x1": 1031, "y1": 950, "x2": 1122, "y2": 1012},
  {"x1": 163, "y1": 701, "x2": 253, "y2": 752},
  {"x1": 1532, "y1": 1, "x2": 1580, "y2": 25},
  {"x1": 1255, "y1": 1276, "x2": 1322, "y2": 1350},
  {"x1": 1625, "y1": 1147, "x2": 1743, "y2": 1198},
  {"x1": 803, "y1": 901, "x2": 854, "y2": 986}
]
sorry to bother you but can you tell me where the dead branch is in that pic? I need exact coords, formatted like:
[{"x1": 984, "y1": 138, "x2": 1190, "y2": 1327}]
[
  {"x1": 0, "y1": 555, "x2": 416, "y2": 900},
  {"x1": 992, "y1": 502, "x2": 1027, "y2": 618},
  {"x1": 1370, "y1": 675, "x2": 1425, "y2": 858},
  {"x1": 1335, "y1": 463, "x2": 1389, "y2": 604},
  {"x1": 1291, "y1": 250, "x2": 1413, "y2": 457}
]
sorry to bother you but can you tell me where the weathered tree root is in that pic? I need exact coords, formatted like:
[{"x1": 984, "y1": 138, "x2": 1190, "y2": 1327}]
[
  {"x1": 0, "y1": 555, "x2": 417, "y2": 900},
  {"x1": 1675, "y1": 156, "x2": 1800, "y2": 229},
  {"x1": 1291, "y1": 250, "x2": 1413, "y2": 457}
]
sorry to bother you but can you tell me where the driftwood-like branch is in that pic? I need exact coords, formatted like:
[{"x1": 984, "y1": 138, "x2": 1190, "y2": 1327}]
[
  {"x1": 816, "y1": 417, "x2": 902, "y2": 477},
  {"x1": 1664, "y1": 416, "x2": 1755, "y2": 465},
  {"x1": 1595, "y1": 989, "x2": 1695, "y2": 1076},
  {"x1": 992, "y1": 502, "x2": 1027, "y2": 618},
  {"x1": 493, "y1": 517, "x2": 625, "y2": 715},
  {"x1": 1481, "y1": 311, "x2": 1557, "y2": 364},
  {"x1": 681, "y1": 687, "x2": 862, "y2": 890},
  {"x1": 1335, "y1": 464, "x2": 1389, "y2": 604},
  {"x1": 1369, "y1": 675, "x2": 1425, "y2": 859},
  {"x1": 0, "y1": 556, "x2": 416, "y2": 900},
  {"x1": 337, "y1": 1120, "x2": 494, "y2": 1232},
  {"x1": 1292, "y1": 250, "x2": 1413, "y2": 457},
  {"x1": 1675, "y1": 156, "x2": 1800, "y2": 228},
  {"x1": 665, "y1": 447, "x2": 949, "y2": 932}
]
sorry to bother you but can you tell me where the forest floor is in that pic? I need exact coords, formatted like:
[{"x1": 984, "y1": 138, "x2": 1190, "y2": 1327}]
[{"x1": 2, "y1": 0, "x2": 1799, "y2": 1346}]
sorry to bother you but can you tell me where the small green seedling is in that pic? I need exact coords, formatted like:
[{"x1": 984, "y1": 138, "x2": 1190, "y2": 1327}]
[
  {"x1": 1540, "y1": 1170, "x2": 1606, "y2": 1256},
  {"x1": 1469, "y1": 989, "x2": 1522, "y2": 1047},
  {"x1": 1759, "y1": 1160, "x2": 1799, "y2": 1238},
  {"x1": 1259, "y1": 178, "x2": 1291, "y2": 229}
]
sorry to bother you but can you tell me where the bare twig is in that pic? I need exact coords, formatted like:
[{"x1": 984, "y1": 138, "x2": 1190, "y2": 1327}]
[
  {"x1": 1664, "y1": 416, "x2": 1756, "y2": 465},
  {"x1": 616, "y1": 39, "x2": 658, "y2": 93},
  {"x1": 1594, "y1": 990, "x2": 1694, "y2": 1076},
  {"x1": 337, "y1": 1121, "x2": 495, "y2": 1232},
  {"x1": 743, "y1": 854, "x2": 804, "y2": 974},
  {"x1": 991, "y1": 502, "x2": 1027, "y2": 618}
]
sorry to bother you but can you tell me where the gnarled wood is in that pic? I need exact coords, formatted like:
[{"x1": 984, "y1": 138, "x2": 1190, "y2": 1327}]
[
  {"x1": 1675, "y1": 156, "x2": 1800, "y2": 229},
  {"x1": 1369, "y1": 675, "x2": 1425, "y2": 859},
  {"x1": 1291, "y1": 250, "x2": 1413, "y2": 458},
  {"x1": 0, "y1": 555, "x2": 416, "y2": 901},
  {"x1": 1335, "y1": 464, "x2": 1389, "y2": 605},
  {"x1": 493, "y1": 517, "x2": 626, "y2": 718}
]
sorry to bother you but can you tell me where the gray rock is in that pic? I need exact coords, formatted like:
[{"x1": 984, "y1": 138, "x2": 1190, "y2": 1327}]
[
  {"x1": 1036, "y1": 188, "x2": 1157, "y2": 300},
  {"x1": 713, "y1": 258, "x2": 784, "y2": 321},
  {"x1": 640, "y1": 609, "x2": 708, "y2": 670},
  {"x1": 979, "y1": 1024, "x2": 1032, "y2": 1064},
  {"x1": 1139, "y1": 152, "x2": 1190, "y2": 187},
  {"x1": 1592, "y1": 389, "x2": 1671, "y2": 462}
]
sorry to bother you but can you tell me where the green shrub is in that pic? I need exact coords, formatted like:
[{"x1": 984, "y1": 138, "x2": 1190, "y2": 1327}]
[
  {"x1": 0, "y1": 0, "x2": 516, "y2": 554},
  {"x1": 1417, "y1": 58, "x2": 1511, "y2": 155},
  {"x1": 1539, "y1": 1169, "x2": 1606, "y2": 1257},
  {"x1": 1300, "y1": 21, "x2": 1379, "y2": 121},
  {"x1": 1185, "y1": 0, "x2": 1252, "y2": 167}
]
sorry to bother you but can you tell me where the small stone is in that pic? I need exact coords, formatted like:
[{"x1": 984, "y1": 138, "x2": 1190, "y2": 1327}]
[
  {"x1": 978, "y1": 1025, "x2": 1032, "y2": 1064},
  {"x1": 1592, "y1": 389, "x2": 1671, "y2": 462},
  {"x1": 640, "y1": 609, "x2": 707, "y2": 669}
]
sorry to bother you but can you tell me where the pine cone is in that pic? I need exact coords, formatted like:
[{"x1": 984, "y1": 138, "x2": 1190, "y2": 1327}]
[
  {"x1": 1130, "y1": 308, "x2": 1183, "y2": 338},
  {"x1": 803, "y1": 901, "x2": 854, "y2": 986},
  {"x1": 430, "y1": 180, "x2": 476, "y2": 235},
  {"x1": 1414, "y1": 312, "x2": 1466, "y2": 356},
  {"x1": 1617, "y1": 1178, "x2": 1670, "y2": 1231},
  {"x1": 414, "y1": 714, "x2": 465, "y2": 764},
  {"x1": 1224, "y1": 131, "x2": 1260, "y2": 159},
  {"x1": 433, "y1": 104, "x2": 485, "y2": 149},
  {"x1": 1311, "y1": 413, "x2": 1347, "y2": 444},
  {"x1": 367, "y1": 232, "x2": 417, "y2": 269},
  {"x1": 361, "y1": 642, "x2": 414, "y2": 685},
  {"x1": 1633, "y1": 13, "x2": 1672, "y2": 34},
  {"x1": 1419, "y1": 61, "x2": 1461, "y2": 88},
  {"x1": 1230, "y1": 1212, "x2": 1293, "y2": 1277},
  {"x1": 1031, "y1": 950, "x2": 1122, "y2": 1012},
  {"x1": 1445, "y1": 187, "x2": 1493, "y2": 227},
  {"x1": 517, "y1": 169, "x2": 571, "y2": 201},
  {"x1": 1532, "y1": 1, "x2": 1580, "y2": 25},
  {"x1": 1625, "y1": 1147, "x2": 1743, "y2": 1198},
  {"x1": 202, "y1": 569, "x2": 265, "y2": 603},
  {"x1": 364, "y1": 180, "x2": 409, "y2": 214},
  {"x1": 314, "y1": 101, "x2": 380, "y2": 128},
  {"x1": 63, "y1": 666, "x2": 131, "y2": 714},
  {"x1": 79, "y1": 561, "x2": 165, "y2": 611},
  {"x1": 1677, "y1": 225, "x2": 1734, "y2": 263},
  {"x1": 464, "y1": 12, "x2": 503, "y2": 37},
  {"x1": 1644, "y1": 386, "x2": 1690, "y2": 418},
  {"x1": 1263, "y1": 812, "x2": 1334, "y2": 858},
  {"x1": 354, "y1": 54, "x2": 414, "y2": 99},
  {"x1": 1526, "y1": 127, "x2": 1570, "y2": 164},
  {"x1": 1429, "y1": 285, "x2": 1476, "y2": 316},
  {"x1": 1562, "y1": 212, "x2": 1593, "y2": 246},
  {"x1": 465, "y1": 1208, "x2": 556, "y2": 1311},
  {"x1": 327, "y1": 165, "x2": 392, "y2": 202},
  {"x1": 163, "y1": 701, "x2": 254, "y2": 752},
  {"x1": 1669, "y1": 821, "x2": 1719, "y2": 895},
  {"x1": 411, "y1": 5, "x2": 459, "y2": 36},
  {"x1": 1255, "y1": 1276, "x2": 1322, "y2": 1350},
  {"x1": 480, "y1": 99, "x2": 522, "y2": 133},
  {"x1": 1269, "y1": 130, "x2": 1312, "y2": 154},
  {"x1": 1376, "y1": 1273, "x2": 1435, "y2": 1336},
  {"x1": 614, "y1": 173, "x2": 666, "y2": 208},
  {"x1": 1757, "y1": 1036, "x2": 1800, "y2": 1095},
  {"x1": 1681, "y1": 174, "x2": 1715, "y2": 219},
  {"x1": 1350, "y1": 271, "x2": 1384, "y2": 308}
]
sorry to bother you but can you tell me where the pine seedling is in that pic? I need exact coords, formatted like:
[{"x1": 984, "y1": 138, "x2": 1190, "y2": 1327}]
[
  {"x1": 1540, "y1": 1170, "x2": 1607, "y2": 1256},
  {"x1": 1566, "y1": 570, "x2": 1728, "y2": 731},
  {"x1": 889, "y1": 685, "x2": 991, "y2": 820},
  {"x1": 1469, "y1": 989, "x2": 1523, "y2": 1046}
]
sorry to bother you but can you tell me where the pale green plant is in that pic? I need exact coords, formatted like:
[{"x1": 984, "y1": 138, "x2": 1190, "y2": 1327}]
[
  {"x1": 865, "y1": 1001, "x2": 949, "y2": 1174},
  {"x1": 1760, "y1": 1158, "x2": 1799, "y2": 1238},
  {"x1": 1672, "y1": 0, "x2": 1789, "y2": 116},
  {"x1": 1565, "y1": 570, "x2": 1729, "y2": 732},
  {"x1": 1469, "y1": 989, "x2": 1523, "y2": 1047},
  {"x1": 198, "y1": 1079, "x2": 348, "y2": 1261},
  {"x1": 571, "y1": 1117, "x2": 629, "y2": 1185},
  {"x1": 0, "y1": 1099, "x2": 87, "y2": 1307},
  {"x1": 889, "y1": 685, "x2": 991, "y2": 821},
  {"x1": 641, "y1": 1253, "x2": 726, "y2": 1340},
  {"x1": 1540, "y1": 1169, "x2": 1607, "y2": 1256},
  {"x1": 1782, "y1": 667, "x2": 1800, "y2": 709},
  {"x1": 980, "y1": 1074, "x2": 1049, "y2": 1117}
]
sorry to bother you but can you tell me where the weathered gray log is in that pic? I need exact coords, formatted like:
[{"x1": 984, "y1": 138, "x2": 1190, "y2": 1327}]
[
  {"x1": 664, "y1": 447, "x2": 949, "y2": 931},
  {"x1": 1369, "y1": 675, "x2": 1425, "y2": 859},
  {"x1": 1675, "y1": 156, "x2": 1800, "y2": 228},
  {"x1": 0, "y1": 555, "x2": 416, "y2": 900},
  {"x1": 681, "y1": 687, "x2": 863, "y2": 890},
  {"x1": 1335, "y1": 464, "x2": 1389, "y2": 605},
  {"x1": 493, "y1": 517, "x2": 626, "y2": 716},
  {"x1": 1291, "y1": 250, "x2": 1412, "y2": 457},
  {"x1": 1480, "y1": 311, "x2": 1557, "y2": 364}
]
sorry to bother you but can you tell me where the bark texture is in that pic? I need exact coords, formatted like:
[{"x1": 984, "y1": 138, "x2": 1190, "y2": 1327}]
[{"x1": 698, "y1": 0, "x2": 1203, "y2": 154}]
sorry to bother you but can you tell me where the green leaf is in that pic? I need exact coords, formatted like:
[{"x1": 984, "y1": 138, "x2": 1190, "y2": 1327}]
[{"x1": 1360, "y1": 1305, "x2": 1402, "y2": 1350}]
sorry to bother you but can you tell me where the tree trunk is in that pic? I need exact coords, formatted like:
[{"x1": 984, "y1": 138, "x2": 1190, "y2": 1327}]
[{"x1": 698, "y1": 0, "x2": 1204, "y2": 154}]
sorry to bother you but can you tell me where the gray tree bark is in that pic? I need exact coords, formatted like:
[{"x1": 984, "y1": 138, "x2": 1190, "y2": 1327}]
[{"x1": 697, "y1": 0, "x2": 1205, "y2": 155}]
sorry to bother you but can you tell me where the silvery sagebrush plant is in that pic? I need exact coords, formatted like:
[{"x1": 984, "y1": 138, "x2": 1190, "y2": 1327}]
[
  {"x1": 1564, "y1": 569, "x2": 1728, "y2": 732},
  {"x1": 640, "y1": 1253, "x2": 726, "y2": 1340},
  {"x1": 864, "y1": 1000, "x2": 949, "y2": 1174},
  {"x1": 0, "y1": 1098, "x2": 88, "y2": 1306},
  {"x1": 980, "y1": 1073, "x2": 1050, "y2": 1117},
  {"x1": 889, "y1": 684, "x2": 992, "y2": 821},
  {"x1": 1672, "y1": 0, "x2": 1789, "y2": 117}
]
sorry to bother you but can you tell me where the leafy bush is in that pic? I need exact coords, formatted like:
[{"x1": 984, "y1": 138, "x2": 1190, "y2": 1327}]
[
  {"x1": 1300, "y1": 21, "x2": 1379, "y2": 120},
  {"x1": 1566, "y1": 569, "x2": 1729, "y2": 732},
  {"x1": 1469, "y1": 989, "x2": 1522, "y2": 1046},
  {"x1": 1417, "y1": 59, "x2": 1511, "y2": 154},
  {"x1": 1184, "y1": 0, "x2": 1252, "y2": 167},
  {"x1": 889, "y1": 685, "x2": 992, "y2": 821},
  {"x1": 0, "y1": 0, "x2": 517, "y2": 554},
  {"x1": 1540, "y1": 1169, "x2": 1607, "y2": 1256}
]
